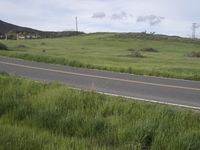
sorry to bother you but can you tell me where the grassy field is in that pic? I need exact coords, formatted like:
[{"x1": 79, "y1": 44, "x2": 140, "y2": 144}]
[
  {"x1": 0, "y1": 72, "x2": 200, "y2": 150},
  {"x1": 0, "y1": 33, "x2": 200, "y2": 80}
]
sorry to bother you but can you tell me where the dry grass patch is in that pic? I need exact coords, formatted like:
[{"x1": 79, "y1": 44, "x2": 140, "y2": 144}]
[
  {"x1": 188, "y1": 51, "x2": 200, "y2": 58},
  {"x1": 141, "y1": 47, "x2": 158, "y2": 52},
  {"x1": 15, "y1": 45, "x2": 27, "y2": 48}
]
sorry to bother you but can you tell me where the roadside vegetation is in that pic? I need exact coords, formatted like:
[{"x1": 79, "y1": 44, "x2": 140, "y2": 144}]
[
  {"x1": 0, "y1": 33, "x2": 200, "y2": 80},
  {"x1": 0, "y1": 72, "x2": 200, "y2": 150}
]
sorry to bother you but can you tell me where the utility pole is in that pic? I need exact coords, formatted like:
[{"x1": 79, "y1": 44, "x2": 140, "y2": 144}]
[
  {"x1": 5, "y1": 34, "x2": 7, "y2": 40},
  {"x1": 192, "y1": 23, "x2": 197, "y2": 39},
  {"x1": 75, "y1": 16, "x2": 78, "y2": 33}
]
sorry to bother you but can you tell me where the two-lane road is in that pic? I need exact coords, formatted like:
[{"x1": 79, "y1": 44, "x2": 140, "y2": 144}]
[{"x1": 0, "y1": 56, "x2": 200, "y2": 109}]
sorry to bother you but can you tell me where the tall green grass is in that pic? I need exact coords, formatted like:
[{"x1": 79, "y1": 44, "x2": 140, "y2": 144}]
[{"x1": 0, "y1": 72, "x2": 200, "y2": 149}]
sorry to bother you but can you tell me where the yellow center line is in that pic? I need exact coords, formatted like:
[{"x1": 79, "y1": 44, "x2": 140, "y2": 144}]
[{"x1": 0, "y1": 60, "x2": 200, "y2": 91}]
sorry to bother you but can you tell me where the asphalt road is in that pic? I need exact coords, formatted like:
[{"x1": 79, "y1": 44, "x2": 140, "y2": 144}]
[{"x1": 0, "y1": 56, "x2": 200, "y2": 109}]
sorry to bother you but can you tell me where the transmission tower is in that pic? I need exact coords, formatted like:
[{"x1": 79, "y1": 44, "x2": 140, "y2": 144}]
[
  {"x1": 192, "y1": 23, "x2": 199, "y2": 39},
  {"x1": 192, "y1": 23, "x2": 196, "y2": 39}
]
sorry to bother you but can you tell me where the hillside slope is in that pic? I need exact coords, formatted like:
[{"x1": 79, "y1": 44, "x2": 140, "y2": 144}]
[{"x1": 0, "y1": 20, "x2": 41, "y2": 34}]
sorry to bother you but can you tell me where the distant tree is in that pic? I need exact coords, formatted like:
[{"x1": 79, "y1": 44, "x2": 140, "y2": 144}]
[{"x1": 7, "y1": 32, "x2": 17, "y2": 40}]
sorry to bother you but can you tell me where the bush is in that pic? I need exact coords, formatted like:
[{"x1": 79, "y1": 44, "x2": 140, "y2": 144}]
[
  {"x1": 127, "y1": 48, "x2": 144, "y2": 58},
  {"x1": 0, "y1": 42, "x2": 8, "y2": 50},
  {"x1": 130, "y1": 50, "x2": 144, "y2": 58},
  {"x1": 188, "y1": 51, "x2": 200, "y2": 58}
]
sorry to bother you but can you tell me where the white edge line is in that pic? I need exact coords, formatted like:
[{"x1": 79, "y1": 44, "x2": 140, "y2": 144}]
[
  {"x1": 29, "y1": 80, "x2": 200, "y2": 111},
  {"x1": 1, "y1": 64, "x2": 200, "y2": 111},
  {"x1": 101, "y1": 92, "x2": 200, "y2": 110},
  {"x1": 31, "y1": 80, "x2": 200, "y2": 111},
  {"x1": 21, "y1": 77, "x2": 200, "y2": 111},
  {"x1": 69, "y1": 87, "x2": 200, "y2": 111}
]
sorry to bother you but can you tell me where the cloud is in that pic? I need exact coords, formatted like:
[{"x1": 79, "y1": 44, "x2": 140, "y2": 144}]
[
  {"x1": 92, "y1": 12, "x2": 106, "y2": 19},
  {"x1": 0, "y1": 0, "x2": 199, "y2": 37},
  {"x1": 111, "y1": 11, "x2": 127, "y2": 20},
  {"x1": 137, "y1": 15, "x2": 164, "y2": 26}
]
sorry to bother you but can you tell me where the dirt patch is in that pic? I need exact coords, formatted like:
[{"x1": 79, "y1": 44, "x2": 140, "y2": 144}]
[
  {"x1": 15, "y1": 45, "x2": 27, "y2": 48},
  {"x1": 141, "y1": 48, "x2": 158, "y2": 52},
  {"x1": 127, "y1": 48, "x2": 137, "y2": 52}
]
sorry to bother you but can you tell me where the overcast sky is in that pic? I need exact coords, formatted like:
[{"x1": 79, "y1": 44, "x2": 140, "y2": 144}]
[{"x1": 0, "y1": 0, "x2": 200, "y2": 37}]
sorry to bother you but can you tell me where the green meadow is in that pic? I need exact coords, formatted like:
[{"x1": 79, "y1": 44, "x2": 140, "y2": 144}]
[
  {"x1": 0, "y1": 72, "x2": 200, "y2": 150},
  {"x1": 0, "y1": 33, "x2": 200, "y2": 80}
]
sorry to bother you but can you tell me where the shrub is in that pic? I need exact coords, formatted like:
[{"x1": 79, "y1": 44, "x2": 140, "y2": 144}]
[
  {"x1": 130, "y1": 50, "x2": 144, "y2": 58},
  {"x1": 127, "y1": 48, "x2": 144, "y2": 58},
  {"x1": 188, "y1": 51, "x2": 200, "y2": 58},
  {"x1": 0, "y1": 42, "x2": 8, "y2": 50}
]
